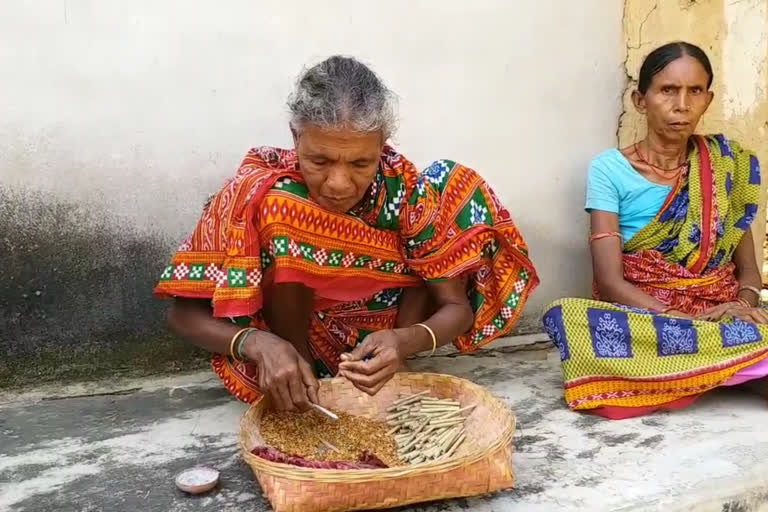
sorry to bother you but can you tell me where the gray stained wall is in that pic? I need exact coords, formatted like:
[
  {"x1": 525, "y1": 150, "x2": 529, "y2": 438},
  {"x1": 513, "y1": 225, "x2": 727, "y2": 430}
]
[
  {"x1": 0, "y1": 1, "x2": 625, "y2": 386},
  {"x1": 0, "y1": 187, "x2": 207, "y2": 386}
]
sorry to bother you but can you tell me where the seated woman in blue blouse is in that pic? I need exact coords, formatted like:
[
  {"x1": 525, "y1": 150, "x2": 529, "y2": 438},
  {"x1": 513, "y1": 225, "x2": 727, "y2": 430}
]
[{"x1": 543, "y1": 41, "x2": 767, "y2": 419}]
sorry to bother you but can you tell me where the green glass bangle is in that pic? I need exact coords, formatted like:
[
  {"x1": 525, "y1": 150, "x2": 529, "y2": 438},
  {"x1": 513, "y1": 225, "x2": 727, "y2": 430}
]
[{"x1": 235, "y1": 328, "x2": 258, "y2": 361}]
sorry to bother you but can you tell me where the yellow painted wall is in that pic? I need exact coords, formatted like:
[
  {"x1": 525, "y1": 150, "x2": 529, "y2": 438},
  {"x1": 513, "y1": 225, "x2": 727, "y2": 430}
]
[{"x1": 620, "y1": 0, "x2": 768, "y2": 265}]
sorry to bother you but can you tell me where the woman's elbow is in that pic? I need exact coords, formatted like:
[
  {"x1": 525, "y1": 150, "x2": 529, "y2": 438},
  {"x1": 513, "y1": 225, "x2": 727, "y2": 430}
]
[
  {"x1": 458, "y1": 303, "x2": 474, "y2": 333},
  {"x1": 166, "y1": 299, "x2": 198, "y2": 336},
  {"x1": 166, "y1": 301, "x2": 184, "y2": 334}
]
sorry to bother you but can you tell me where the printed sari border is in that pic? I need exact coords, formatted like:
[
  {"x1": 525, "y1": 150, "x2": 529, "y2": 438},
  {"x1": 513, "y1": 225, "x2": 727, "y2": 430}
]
[{"x1": 564, "y1": 348, "x2": 768, "y2": 388}]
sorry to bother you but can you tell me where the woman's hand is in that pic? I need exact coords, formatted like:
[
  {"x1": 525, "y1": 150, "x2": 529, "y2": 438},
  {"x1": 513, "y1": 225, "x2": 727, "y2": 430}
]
[
  {"x1": 723, "y1": 306, "x2": 768, "y2": 324},
  {"x1": 696, "y1": 302, "x2": 738, "y2": 322},
  {"x1": 242, "y1": 332, "x2": 319, "y2": 411},
  {"x1": 337, "y1": 329, "x2": 409, "y2": 396},
  {"x1": 697, "y1": 302, "x2": 768, "y2": 324}
]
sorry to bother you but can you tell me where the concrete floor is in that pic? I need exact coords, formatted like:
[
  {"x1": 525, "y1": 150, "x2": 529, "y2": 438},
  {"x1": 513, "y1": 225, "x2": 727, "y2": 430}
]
[{"x1": 3, "y1": 340, "x2": 768, "y2": 512}]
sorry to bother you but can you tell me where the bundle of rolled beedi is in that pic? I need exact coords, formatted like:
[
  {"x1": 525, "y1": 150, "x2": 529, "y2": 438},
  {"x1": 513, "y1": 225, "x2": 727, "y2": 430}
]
[{"x1": 385, "y1": 391, "x2": 474, "y2": 464}]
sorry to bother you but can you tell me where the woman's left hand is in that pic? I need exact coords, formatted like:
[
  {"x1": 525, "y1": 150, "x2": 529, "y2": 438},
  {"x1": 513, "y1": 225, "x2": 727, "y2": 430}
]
[{"x1": 338, "y1": 329, "x2": 408, "y2": 395}]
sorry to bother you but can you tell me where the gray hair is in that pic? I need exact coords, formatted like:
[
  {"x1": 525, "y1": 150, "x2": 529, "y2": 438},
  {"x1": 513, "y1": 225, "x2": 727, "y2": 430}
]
[{"x1": 287, "y1": 56, "x2": 397, "y2": 140}]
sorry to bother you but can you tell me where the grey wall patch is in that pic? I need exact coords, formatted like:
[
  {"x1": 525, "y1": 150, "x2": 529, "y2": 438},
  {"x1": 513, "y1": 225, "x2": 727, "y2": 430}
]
[{"x1": 0, "y1": 186, "x2": 203, "y2": 385}]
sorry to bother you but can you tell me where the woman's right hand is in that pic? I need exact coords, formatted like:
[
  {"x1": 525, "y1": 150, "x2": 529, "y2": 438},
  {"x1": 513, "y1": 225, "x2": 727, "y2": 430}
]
[{"x1": 241, "y1": 332, "x2": 320, "y2": 411}]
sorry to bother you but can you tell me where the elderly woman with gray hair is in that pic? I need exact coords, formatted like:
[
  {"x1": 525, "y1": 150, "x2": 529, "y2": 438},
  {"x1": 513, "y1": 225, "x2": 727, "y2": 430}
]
[{"x1": 155, "y1": 56, "x2": 538, "y2": 411}]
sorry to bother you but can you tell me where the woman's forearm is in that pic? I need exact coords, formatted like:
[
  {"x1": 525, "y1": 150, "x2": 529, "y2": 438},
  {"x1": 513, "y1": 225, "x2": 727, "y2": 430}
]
[
  {"x1": 588, "y1": 212, "x2": 674, "y2": 311},
  {"x1": 733, "y1": 230, "x2": 762, "y2": 306},
  {"x1": 261, "y1": 282, "x2": 314, "y2": 363},
  {"x1": 399, "y1": 302, "x2": 473, "y2": 357},
  {"x1": 167, "y1": 298, "x2": 269, "y2": 354},
  {"x1": 596, "y1": 278, "x2": 670, "y2": 311},
  {"x1": 736, "y1": 270, "x2": 762, "y2": 307}
]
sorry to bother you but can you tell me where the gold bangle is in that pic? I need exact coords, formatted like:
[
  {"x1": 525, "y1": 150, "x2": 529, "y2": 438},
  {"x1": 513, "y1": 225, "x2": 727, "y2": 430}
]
[
  {"x1": 229, "y1": 328, "x2": 250, "y2": 362},
  {"x1": 414, "y1": 323, "x2": 437, "y2": 357}
]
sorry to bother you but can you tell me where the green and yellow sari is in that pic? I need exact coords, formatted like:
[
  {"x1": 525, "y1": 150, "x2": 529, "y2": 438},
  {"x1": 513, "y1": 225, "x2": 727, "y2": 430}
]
[{"x1": 544, "y1": 134, "x2": 765, "y2": 418}]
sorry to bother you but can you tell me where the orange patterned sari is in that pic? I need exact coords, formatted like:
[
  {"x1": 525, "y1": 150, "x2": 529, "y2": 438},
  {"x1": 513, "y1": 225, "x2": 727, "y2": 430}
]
[{"x1": 155, "y1": 146, "x2": 538, "y2": 403}]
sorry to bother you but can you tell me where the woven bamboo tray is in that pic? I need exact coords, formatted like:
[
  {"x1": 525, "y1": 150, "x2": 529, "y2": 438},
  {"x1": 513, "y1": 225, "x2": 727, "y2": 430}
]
[{"x1": 240, "y1": 372, "x2": 516, "y2": 512}]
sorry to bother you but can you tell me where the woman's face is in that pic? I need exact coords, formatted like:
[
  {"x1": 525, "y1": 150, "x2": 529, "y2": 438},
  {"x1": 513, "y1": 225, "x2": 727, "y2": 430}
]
[
  {"x1": 633, "y1": 54, "x2": 714, "y2": 142},
  {"x1": 294, "y1": 124, "x2": 383, "y2": 213}
]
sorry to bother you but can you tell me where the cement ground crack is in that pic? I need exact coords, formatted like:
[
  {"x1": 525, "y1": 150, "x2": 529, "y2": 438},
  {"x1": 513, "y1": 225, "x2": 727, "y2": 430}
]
[{"x1": 40, "y1": 387, "x2": 143, "y2": 401}]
